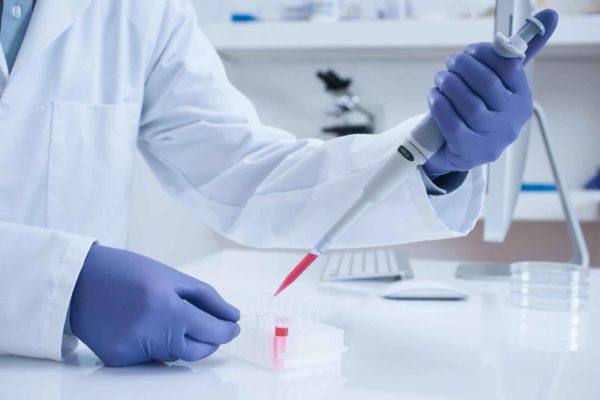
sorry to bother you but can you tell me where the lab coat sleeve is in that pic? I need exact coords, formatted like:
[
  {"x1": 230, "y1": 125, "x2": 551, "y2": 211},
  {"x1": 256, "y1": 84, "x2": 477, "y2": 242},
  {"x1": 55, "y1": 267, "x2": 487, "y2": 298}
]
[
  {"x1": 0, "y1": 222, "x2": 95, "y2": 361},
  {"x1": 138, "y1": 0, "x2": 485, "y2": 249}
]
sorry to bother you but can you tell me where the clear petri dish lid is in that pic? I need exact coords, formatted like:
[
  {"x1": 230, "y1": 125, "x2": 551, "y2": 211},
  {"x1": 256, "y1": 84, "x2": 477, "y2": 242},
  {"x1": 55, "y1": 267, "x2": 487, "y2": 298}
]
[
  {"x1": 511, "y1": 281, "x2": 590, "y2": 299},
  {"x1": 510, "y1": 262, "x2": 590, "y2": 285},
  {"x1": 510, "y1": 262, "x2": 591, "y2": 311},
  {"x1": 511, "y1": 292, "x2": 589, "y2": 312}
]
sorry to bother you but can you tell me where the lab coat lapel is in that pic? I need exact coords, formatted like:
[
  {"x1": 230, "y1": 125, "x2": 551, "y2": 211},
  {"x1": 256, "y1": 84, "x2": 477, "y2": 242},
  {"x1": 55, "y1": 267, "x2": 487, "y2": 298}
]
[
  {"x1": 10, "y1": 0, "x2": 92, "y2": 76},
  {"x1": 0, "y1": 43, "x2": 9, "y2": 82}
]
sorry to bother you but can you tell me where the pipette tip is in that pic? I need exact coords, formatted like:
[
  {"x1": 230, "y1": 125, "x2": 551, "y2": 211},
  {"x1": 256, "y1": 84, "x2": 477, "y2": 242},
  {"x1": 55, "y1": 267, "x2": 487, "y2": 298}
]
[{"x1": 272, "y1": 251, "x2": 320, "y2": 297}]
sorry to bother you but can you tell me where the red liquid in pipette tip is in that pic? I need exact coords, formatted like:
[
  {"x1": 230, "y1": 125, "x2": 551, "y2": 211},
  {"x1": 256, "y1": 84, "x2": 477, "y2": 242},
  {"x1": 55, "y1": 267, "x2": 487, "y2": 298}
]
[{"x1": 273, "y1": 252, "x2": 320, "y2": 297}]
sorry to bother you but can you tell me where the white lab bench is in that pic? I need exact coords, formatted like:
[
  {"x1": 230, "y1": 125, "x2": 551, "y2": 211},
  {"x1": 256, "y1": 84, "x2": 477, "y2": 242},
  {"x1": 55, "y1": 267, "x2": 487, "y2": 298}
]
[{"x1": 1, "y1": 249, "x2": 599, "y2": 400}]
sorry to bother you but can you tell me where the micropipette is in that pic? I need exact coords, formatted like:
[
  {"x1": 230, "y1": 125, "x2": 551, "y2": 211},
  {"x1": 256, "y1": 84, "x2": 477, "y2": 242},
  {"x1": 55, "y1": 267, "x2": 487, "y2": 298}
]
[{"x1": 274, "y1": 16, "x2": 548, "y2": 297}]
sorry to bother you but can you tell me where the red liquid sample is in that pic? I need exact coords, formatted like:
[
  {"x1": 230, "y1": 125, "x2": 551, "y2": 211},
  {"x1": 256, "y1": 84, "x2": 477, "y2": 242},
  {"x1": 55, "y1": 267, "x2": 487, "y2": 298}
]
[
  {"x1": 275, "y1": 326, "x2": 289, "y2": 337},
  {"x1": 274, "y1": 320, "x2": 289, "y2": 369},
  {"x1": 273, "y1": 253, "x2": 319, "y2": 297}
]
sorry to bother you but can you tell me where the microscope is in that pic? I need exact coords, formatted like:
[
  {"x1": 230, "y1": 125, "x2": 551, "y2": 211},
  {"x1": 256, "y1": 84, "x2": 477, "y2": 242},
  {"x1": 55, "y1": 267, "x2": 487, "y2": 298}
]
[{"x1": 317, "y1": 70, "x2": 376, "y2": 136}]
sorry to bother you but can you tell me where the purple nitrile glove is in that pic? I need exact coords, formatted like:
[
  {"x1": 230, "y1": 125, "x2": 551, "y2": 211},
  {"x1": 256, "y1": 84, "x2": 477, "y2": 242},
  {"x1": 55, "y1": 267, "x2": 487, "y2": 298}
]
[
  {"x1": 423, "y1": 10, "x2": 559, "y2": 180},
  {"x1": 70, "y1": 244, "x2": 240, "y2": 367}
]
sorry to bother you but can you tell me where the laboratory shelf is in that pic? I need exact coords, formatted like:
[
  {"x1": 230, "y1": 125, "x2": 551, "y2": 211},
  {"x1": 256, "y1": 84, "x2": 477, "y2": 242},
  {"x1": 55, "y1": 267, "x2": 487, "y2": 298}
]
[
  {"x1": 481, "y1": 190, "x2": 600, "y2": 223},
  {"x1": 202, "y1": 15, "x2": 600, "y2": 61}
]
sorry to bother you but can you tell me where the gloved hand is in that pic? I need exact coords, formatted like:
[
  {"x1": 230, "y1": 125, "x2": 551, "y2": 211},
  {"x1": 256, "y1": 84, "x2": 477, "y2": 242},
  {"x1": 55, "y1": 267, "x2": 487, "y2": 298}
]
[
  {"x1": 70, "y1": 244, "x2": 240, "y2": 367},
  {"x1": 423, "y1": 9, "x2": 558, "y2": 179}
]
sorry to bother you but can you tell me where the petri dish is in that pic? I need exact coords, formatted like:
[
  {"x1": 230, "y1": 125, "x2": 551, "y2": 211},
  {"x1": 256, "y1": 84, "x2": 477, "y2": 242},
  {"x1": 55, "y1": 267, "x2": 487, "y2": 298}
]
[{"x1": 510, "y1": 262, "x2": 591, "y2": 311}]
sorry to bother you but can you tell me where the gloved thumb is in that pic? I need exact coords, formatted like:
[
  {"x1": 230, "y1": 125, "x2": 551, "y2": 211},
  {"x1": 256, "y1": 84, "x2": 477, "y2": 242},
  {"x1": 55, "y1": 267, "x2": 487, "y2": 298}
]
[{"x1": 523, "y1": 9, "x2": 559, "y2": 65}]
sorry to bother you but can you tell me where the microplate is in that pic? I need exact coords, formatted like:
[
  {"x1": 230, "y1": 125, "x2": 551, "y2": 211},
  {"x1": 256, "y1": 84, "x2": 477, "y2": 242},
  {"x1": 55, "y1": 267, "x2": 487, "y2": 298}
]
[{"x1": 222, "y1": 299, "x2": 346, "y2": 370}]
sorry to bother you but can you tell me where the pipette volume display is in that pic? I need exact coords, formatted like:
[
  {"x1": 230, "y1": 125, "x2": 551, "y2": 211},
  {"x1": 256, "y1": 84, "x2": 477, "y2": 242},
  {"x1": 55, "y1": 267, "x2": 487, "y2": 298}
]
[{"x1": 272, "y1": 15, "x2": 548, "y2": 297}]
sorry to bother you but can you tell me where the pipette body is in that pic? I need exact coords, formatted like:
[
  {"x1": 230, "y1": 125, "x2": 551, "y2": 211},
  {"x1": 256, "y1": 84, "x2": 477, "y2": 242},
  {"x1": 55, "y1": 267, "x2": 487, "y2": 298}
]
[
  {"x1": 273, "y1": 118, "x2": 445, "y2": 297},
  {"x1": 273, "y1": 17, "x2": 547, "y2": 297}
]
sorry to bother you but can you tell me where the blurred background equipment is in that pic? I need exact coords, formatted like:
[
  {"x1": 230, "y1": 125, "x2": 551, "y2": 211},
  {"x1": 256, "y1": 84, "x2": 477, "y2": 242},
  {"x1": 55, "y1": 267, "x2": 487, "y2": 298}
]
[
  {"x1": 377, "y1": 0, "x2": 413, "y2": 20},
  {"x1": 317, "y1": 69, "x2": 376, "y2": 136},
  {"x1": 311, "y1": 0, "x2": 341, "y2": 21},
  {"x1": 231, "y1": 0, "x2": 262, "y2": 22},
  {"x1": 193, "y1": 0, "x2": 600, "y2": 24},
  {"x1": 585, "y1": 168, "x2": 600, "y2": 190},
  {"x1": 280, "y1": 1, "x2": 314, "y2": 20}
]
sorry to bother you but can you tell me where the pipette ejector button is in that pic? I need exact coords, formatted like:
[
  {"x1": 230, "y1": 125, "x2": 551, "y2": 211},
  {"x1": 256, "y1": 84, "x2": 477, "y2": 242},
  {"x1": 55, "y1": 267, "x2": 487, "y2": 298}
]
[{"x1": 398, "y1": 146, "x2": 415, "y2": 162}]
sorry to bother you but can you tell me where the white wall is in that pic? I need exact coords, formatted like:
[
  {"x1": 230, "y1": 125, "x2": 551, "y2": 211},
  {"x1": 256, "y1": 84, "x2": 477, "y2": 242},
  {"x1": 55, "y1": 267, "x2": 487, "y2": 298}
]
[{"x1": 126, "y1": 0, "x2": 600, "y2": 267}]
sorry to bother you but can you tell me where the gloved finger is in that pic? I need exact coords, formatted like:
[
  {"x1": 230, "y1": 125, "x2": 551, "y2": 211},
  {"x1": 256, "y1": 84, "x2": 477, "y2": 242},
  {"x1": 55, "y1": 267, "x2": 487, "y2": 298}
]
[
  {"x1": 434, "y1": 71, "x2": 491, "y2": 132},
  {"x1": 172, "y1": 336, "x2": 220, "y2": 362},
  {"x1": 139, "y1": 336, "x2": 180, "y2": 364},
  {"x1": 436, "y1": 146, "x2": 471, "y2": 172},
  {"x1": 181, "y1": 300, "x2": 241, "y2": 345},
  {"x1": 99, "y1": 352, "x2": 151, "y2": 368},
  {"x1": 177, "y1": 279, "x2": 240, "y2": 322},
  {"x1": 446, "y1": 53, "x2": 511, "y2": 111},
  {"x1": 465, "y1": 43, "x2": 528, "y2": 94},
  {"x1": 423, "y1": 150, "x2": 457, "y2": 178},
  {"x1": 428, "y1": 87, "x2": 476, "y2": 144},
  {"x1": 523, "y1": 9, "x2": 559, "y2": 66},
  {"x1": 151, "y1": 352, "x2": 179, "y2": 364}
]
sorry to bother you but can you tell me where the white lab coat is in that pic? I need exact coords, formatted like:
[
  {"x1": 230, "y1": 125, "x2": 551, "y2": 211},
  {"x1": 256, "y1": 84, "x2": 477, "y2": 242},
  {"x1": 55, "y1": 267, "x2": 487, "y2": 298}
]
[{"x1": 0, "y1": 0, "x2": 484, "y2": 362}]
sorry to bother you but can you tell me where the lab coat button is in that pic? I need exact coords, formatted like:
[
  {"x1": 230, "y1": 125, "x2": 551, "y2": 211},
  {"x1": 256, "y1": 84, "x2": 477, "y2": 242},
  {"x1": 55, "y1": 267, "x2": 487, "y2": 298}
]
[{"x1": 12, "y1": 5, "x2": 22, "y2": 19}]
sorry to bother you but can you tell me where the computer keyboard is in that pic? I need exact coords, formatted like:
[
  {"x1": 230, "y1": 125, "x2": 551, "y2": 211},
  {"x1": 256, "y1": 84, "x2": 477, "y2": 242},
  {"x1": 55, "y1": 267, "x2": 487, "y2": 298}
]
[{"x1": 319, "y1": 248, "x2": 414, "y2": 282}]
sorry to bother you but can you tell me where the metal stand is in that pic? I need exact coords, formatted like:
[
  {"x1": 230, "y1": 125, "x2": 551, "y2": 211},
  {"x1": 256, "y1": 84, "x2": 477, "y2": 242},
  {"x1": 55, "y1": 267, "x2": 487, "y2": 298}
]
[{"x1": 456, "y1": 102, "x2": 590, "y2": 281}]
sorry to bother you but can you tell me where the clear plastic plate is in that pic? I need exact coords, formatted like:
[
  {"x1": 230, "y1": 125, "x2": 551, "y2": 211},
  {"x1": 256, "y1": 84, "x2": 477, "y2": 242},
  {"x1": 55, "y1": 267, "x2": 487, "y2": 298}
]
[
  {"x1": 510, "y1": 262, "x2": 591, "y2": 311},
  {"x1": 222, "y1": 299, "x2": 346, "y2": 370}
]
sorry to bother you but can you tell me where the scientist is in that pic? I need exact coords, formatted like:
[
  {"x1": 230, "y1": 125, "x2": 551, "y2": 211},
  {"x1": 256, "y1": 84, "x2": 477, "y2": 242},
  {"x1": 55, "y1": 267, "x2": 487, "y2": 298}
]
[{"x1": 0, "y1": 0, "x2": 556, "y2": 367}]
